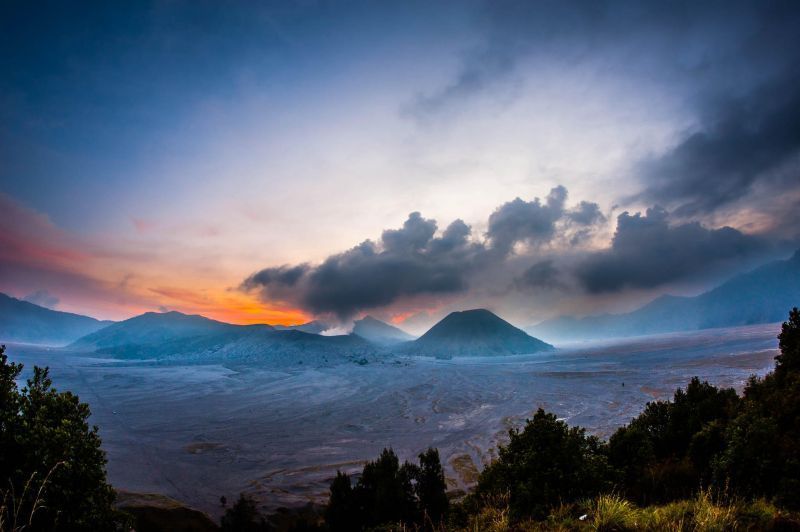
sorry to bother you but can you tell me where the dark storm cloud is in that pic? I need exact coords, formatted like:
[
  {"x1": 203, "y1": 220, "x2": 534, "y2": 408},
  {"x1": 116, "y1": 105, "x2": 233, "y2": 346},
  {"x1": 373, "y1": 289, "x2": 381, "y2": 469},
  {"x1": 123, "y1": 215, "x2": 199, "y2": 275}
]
[
  {"x1": 242, "y1": 264, "x2": 309, "y2": 290},
  {"x1": 636, "y1": 72, "x2": 800, "y2": 218},
  {"x1": 487, "y1": 186, "x2": 567, "y2": 255},
  {"x1": 575, "y1": 207, "x2": 768, "y2": 293},
  {"x1": 243, "y1": 213, "x2": 487, "y2": 318}
]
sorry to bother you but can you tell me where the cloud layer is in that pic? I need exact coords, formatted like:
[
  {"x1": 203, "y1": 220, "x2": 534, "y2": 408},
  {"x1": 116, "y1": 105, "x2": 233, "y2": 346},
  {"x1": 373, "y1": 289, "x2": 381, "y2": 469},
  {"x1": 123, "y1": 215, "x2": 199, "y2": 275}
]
[
  {"x1": 243, "y1": 213, "x2": 485, "y2": 318},
  {"x1": 574, "y1": 207, "x2": 769, "y2": 293},
  {"x1": 242, "y1": 187, "x2": 782, "y2": 320}
]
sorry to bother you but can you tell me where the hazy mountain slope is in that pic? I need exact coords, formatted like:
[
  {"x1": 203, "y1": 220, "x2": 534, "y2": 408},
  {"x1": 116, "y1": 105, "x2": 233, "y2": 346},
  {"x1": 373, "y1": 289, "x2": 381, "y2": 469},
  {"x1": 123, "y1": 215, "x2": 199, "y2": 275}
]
[
  {"x1": 272, "y1": 321, "x2": 327, "y2": 334},
  {"x1": 530, "y1": 249, "x2": 800, "y2": 342},
  {"x1": 352, "y1": 315, "x2": 414, "y2": 345},
  {"x1": 186, "y1": 329, "x2": 379, "y2": 366},
  {"x1": 70, "y1": 311, "x2": 265, "y2": 350},
  {"x1": 91, "y1": 327, "x2": 379, "y2": 367},
  {"x1": 0, "y1": 292, "x2": 112, "y2": 346},
  {"x1": 406, "y1": 309, "x2": 553, "y2": 356},
  {"x1": 70, "y1": 310, "x2": 379, "y2": 367}
]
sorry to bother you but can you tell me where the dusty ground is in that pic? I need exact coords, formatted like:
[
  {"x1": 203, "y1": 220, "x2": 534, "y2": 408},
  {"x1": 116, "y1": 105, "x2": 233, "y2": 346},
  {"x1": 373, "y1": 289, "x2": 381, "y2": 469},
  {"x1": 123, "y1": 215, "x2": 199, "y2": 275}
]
[{"x1": 6, "y1": 322, "x2": 779, "y2": 517}]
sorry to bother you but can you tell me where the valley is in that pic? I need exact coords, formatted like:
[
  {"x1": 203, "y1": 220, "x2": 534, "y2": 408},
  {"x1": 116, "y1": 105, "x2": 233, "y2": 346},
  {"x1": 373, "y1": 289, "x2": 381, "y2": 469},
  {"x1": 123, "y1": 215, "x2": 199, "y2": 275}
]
[{"x1": 5, "y1": 322, "x2": 780, "y2": 518}]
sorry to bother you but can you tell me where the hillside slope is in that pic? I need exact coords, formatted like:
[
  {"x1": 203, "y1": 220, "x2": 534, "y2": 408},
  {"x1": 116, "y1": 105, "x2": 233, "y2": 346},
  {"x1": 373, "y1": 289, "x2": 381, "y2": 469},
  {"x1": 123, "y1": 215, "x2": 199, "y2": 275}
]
[
  {"x1": 0, "y1": 292, "x2": 112, "y2": 346},
  {"x1": 69, "y1": 310, "x2": 255, "y2": 350}
]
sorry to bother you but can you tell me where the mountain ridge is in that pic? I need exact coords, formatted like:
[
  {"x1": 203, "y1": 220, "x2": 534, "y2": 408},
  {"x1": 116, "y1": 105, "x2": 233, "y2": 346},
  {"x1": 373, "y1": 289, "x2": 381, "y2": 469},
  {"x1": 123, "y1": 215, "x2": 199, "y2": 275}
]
[
  {"x1": 0, "y1": 292, "x2": 112, "y2": 346},
  {"x1": 529, "y1": 249, "x2": 800, "y2": 342},
  {"x1": 69, "y1": 310, "x2": 263, "y2": 350},
  {"x1": 68, "y1": 310, "x2": 379, "y2": 367}
]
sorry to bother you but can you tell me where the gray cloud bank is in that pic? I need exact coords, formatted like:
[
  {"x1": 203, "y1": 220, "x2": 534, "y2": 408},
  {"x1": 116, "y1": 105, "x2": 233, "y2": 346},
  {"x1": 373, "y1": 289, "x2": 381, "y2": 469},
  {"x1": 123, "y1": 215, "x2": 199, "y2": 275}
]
[
  {"x1": 242, "y1": 212, "x2": 486, "y2": 318},
  {"x1": 242, "y1": 187, "x2": 784, "y2": 318},
  {"x1": 243, "y1": 188, "x2": 607, "y2": 318},
  {"x1": 573, "y1": 207, "x2": 769, "y2": 293}
]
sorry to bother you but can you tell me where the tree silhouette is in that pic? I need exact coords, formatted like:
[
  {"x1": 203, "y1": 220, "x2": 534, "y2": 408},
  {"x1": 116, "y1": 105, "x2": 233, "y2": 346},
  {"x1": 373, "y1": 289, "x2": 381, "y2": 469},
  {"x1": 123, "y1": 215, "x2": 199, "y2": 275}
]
[
  {"x1": 220, "y1": 493, "x2": 270, "y2": 531},
  {"x1": 325, "y1": 447, "x2": 448, "y2": 530},
  {"x1": 0, "y1": 345, "x2": 127, "y2": 530}
]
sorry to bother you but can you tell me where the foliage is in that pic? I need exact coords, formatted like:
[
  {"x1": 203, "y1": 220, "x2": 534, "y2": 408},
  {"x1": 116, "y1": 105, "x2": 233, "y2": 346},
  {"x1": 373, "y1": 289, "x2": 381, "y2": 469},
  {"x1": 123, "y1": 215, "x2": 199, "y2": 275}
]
[
  {"x1": 415, "y1": 448, "x2": 450, "y2": 525},
  {"x1": 0, "y1": 345, "x2": 127, "y2": 531},
  {"x1": 473, "y1": 409, "x2": 613, "y2": 520},
  {"x1": 220, "y1": 493, "x2": 271, "y2": 531},
  {"x1": 607, "y1": 377, "x2": 739, "y2": 504},
  {"x1": 325, "y1": 447, "x2": 449, "y2": 531},
  {"x1": 325, "y1": 471, "x2": 356, "y2": 531},
  {"x1": 714, "y1": 307, "x2": 800, "y2": 508}
]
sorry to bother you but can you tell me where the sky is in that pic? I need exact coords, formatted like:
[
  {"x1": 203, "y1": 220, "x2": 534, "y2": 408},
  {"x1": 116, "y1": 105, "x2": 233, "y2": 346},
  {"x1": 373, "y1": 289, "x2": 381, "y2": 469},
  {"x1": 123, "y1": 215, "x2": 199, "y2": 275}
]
[{"x1": 1, "y1": 0, "x2": 799, "y2": 332}]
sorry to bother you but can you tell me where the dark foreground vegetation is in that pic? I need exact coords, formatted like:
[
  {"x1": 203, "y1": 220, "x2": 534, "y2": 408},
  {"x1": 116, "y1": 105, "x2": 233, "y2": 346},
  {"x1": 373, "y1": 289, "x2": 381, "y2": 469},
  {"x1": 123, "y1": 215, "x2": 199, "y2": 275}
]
[{"x1": 3, "y1": 307, "x2": 800, "y2": 531}]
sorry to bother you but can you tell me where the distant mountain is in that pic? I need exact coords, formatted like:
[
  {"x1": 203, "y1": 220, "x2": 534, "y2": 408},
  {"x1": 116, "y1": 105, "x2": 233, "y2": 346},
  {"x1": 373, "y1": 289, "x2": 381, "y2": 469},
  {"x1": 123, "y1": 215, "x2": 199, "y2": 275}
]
[
  {"x1": 272, "y1": 321, "x2": 327, "y2": 334},
  {"x1": 405, "y1": 309, "x2": 553, "y2": 356},
  {"x1": 174, "y1": 329, "x2": 377, "y2": 367},
  {"x1": 0, "y1": 292, "x2": 112, "y2": 346},
  {"x1": 529, "y1": 249, "x2": 800, "y2": 342},
  {"x1": 69, "y1": 310, "x2": 378, "y2": 367},
  {"x1": 352, "y1": 316, "x2": 414, "y2": 345},
  {"x1": 69, "y1": 310, "x2": 258, "y2": 351}
]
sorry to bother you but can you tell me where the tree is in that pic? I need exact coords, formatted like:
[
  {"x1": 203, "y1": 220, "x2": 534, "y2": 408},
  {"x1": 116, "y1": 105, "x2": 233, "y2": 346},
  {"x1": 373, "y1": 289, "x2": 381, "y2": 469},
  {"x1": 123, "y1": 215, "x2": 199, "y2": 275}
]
[
  {"x1": 325, "y1": 447, "x2": 449, "y2": 530},
  {"x1": 415, "y1": 448, "x2": 449, "y2": 525},
  {"x1": 0, "y1": 345, "x2": 127, "y2": 530},
  {"x1": 474, "y1": 408, "x2": 613, "y2": 520},
  {"x1": 325, "y1": 472, "x2": 356, "y2": 532},
  {"x1": 354, "y1": 448, "x2": 418, "y2": 528},
  {"x1": 220, "y1": 493, "x2": 271, "y2": 531},
  {"x1": 712, "y1": 307, "x2": 800, "y2": 507},
  {"x1": 776, "y1": 307, "x2": 800, "y2": 377},
  {"x1": 608, "y1": 378, "x2": 740, "y2": 504}
]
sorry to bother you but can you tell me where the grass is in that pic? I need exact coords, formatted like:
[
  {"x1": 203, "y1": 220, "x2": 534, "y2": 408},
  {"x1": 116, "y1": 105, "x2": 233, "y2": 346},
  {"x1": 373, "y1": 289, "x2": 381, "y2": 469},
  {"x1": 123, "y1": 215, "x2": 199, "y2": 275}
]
[
  {"x1": 446, "y1": 489, "x2": 800, "y2": 531},
  {"x1": 0, "y1": 463, "x2": 63, "y2": 532}
]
